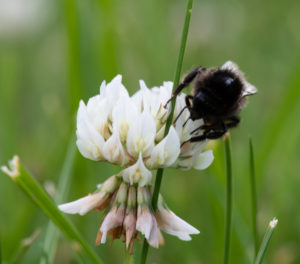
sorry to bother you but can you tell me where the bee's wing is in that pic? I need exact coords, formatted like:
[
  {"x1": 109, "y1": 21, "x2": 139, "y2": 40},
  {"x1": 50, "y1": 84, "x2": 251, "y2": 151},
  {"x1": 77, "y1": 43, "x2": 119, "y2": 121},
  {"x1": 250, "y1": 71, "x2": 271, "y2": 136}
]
[
  {"x1": 220, "y1": 60, "x2": 240, "y2": 73},
  {"x1": 242, "y1": 82, "x2": 257, "y2": 96}
]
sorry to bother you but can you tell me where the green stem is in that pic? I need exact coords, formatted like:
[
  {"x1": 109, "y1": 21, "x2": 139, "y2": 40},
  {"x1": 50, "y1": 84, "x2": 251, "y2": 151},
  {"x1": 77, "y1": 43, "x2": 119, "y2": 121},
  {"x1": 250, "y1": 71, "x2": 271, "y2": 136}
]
[
  {"x1": 1, "y1": 157, "x2": 103, "y2": 264},
  {"x1": 249, "y1": 137, "x2": 258, "y2": 257},
  {"x1": 40, "y1": 134, "x2": 77, "y2": 264},
  {"x1": 124, "y1": 250, "x2": 133, "y2": 264},
  {"x1": 140, "y1": 0, "x2": 194, "y2": 263},
  {"x1": 254, "y1": 218, "x2": 278, "y2": 264},
  {"x1": 0, "y1": 238, "x2": 2, "y2": 264},
  {"x1": 223, "y1": 134, "x2": 233, "y2": 264}
]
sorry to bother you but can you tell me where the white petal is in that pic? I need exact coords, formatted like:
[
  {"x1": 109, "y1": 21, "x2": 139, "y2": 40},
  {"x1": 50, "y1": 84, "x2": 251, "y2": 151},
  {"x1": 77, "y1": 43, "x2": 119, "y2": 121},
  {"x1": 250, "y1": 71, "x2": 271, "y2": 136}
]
[
  {"x1": 121, "y1": 153, "x2": 152, "y2": 186},
  {"x1": 76, "y1": 101, "x2": 105, "y2": 161},
  {"x1": 86, "y1": 96, "x2": 110, "y2": 139},
  {"x1": 112, "y1": 97, "x2": 139, "y2": 142},
  {"x1": 103, "y1": 128, "x2": 127, "y2": 166},
  {"x1": 99, "y1": 75, "x2": 129, "y2": 119},
  {"x1": 156, "y1": 208, "x2": 200, "y2": 241},
  {"x1": 58, "y1": 192, "x2": 106, "y2": 216},
  {"x1": 99, "y1": 75, "x2": 128, "y2": 99},
  {"x1": 193, "y1": 150, "x2": 214, "y2": 170},
  {"x1": 126, "y1": 111, "x2": 156, "y2": 158},
  {"x1": 148, "y1": 126, "x2": 180, "y2": 169}
]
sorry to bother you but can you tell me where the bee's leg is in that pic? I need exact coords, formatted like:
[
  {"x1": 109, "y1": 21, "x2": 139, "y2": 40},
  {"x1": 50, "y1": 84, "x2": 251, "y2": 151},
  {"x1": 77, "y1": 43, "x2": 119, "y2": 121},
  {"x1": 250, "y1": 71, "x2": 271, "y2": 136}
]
[
  {"x1": 174, "y1": 95, "x2": 193, "y2": 124},
  {"x1": 182, "y1": 123, "x2": 227, "y2": 146},
  {"x1": 225, "y1": 116, "x2": 240, "y2": 128},
  {"x1": 164, "y1": 67, "x2": 206, "y2": 108},
  {"x1": 190, "y1": 123, "x2": 220, "y2": 135}
]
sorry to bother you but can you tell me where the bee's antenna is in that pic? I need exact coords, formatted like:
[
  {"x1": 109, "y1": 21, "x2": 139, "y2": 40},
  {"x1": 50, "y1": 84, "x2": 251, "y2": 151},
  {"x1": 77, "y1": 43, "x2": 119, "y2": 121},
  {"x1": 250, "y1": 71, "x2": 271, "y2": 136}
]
[{"x1": 173, "y1": 106, "x2": 188, "y2": 124}]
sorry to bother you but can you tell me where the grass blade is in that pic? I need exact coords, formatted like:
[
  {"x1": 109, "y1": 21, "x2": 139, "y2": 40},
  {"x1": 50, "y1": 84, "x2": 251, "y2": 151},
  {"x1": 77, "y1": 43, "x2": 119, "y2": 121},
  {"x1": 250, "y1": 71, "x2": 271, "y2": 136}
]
[
  {"x1": 223, "y1": 134, "x2": 233, "y2": 264},
  {"x1": 140, "y1": 0, "x2": 194, "y2": 263},
  {"x1": 64, "y1": 0, "x2": 83, "y2": 115},
  {"x1": 249, "y1": 137, "x2": 258, "y2": 256},
  {"x1": 254, "y1": 218, "x2": 278, "y2": 264},
  {"x1": 40, "y1": 134, "x2": 77, "y2": 264},
  {"x1": 1, "y1": 156, "x2": 103, "y2": 264}
]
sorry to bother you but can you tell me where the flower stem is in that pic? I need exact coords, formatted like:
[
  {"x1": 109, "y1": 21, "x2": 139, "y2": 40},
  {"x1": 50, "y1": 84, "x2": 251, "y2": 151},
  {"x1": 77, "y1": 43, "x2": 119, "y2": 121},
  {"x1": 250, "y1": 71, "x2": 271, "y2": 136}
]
[
  {"x1": 254, "y1": 218, "x2": 278, "y2": 264},
  {"x1": 0, "y1": 239, "x2": 2, "y2": 264},
  {"x1": 140, "y1": 0, "x2": 194, "y2": 263},
  {"x1": 223, "y1": 134, "x2": 233, "y2": 264},
  {"x1": 40, "y1": 134, "x2": 77, "y2": 264},
  {"x1": 249, "y1": 137, "x2": 258, "y2": 256},
  {"x1": 125, "y1": 250, "x2": 133, "y2": 264},
  {"x1": 1, "y1": 157, "x2": 103, "y2": 264}
]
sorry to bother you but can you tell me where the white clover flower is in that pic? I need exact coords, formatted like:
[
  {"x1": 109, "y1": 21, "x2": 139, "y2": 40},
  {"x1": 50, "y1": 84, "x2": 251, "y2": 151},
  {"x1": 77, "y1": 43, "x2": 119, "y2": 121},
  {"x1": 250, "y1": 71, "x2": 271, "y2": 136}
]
[
  {"x1": 60, "y1": 74, "x2": 215, "y2": 253},
  {"x1": 76, "y1": 74, "x2": 214, "y2": 186}
]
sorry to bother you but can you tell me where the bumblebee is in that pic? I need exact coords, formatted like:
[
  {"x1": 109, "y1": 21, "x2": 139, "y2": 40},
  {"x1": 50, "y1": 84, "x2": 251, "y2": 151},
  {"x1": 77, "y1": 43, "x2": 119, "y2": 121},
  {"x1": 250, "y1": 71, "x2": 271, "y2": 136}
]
[{"x1": 165, "y1": 61, "x2": 257, "y2": 143}]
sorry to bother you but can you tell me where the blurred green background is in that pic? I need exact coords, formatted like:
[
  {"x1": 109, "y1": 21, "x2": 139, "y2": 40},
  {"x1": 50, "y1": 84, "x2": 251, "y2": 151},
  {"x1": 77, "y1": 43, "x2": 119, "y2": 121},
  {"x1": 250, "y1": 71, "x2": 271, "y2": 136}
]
[{"x1": 1, "y1": 0, "x2": 300, "y2": 263}]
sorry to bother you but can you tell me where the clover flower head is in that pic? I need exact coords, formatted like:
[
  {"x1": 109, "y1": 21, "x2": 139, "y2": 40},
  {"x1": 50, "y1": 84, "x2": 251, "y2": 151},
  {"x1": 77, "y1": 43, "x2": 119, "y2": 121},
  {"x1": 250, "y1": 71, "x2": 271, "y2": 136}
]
[
  {"x1": 59, "y1": 75, "x2": 214, "y2": 252},
  {"x1": 76, "y1": 74, "x2": 214, "y2": 185}
]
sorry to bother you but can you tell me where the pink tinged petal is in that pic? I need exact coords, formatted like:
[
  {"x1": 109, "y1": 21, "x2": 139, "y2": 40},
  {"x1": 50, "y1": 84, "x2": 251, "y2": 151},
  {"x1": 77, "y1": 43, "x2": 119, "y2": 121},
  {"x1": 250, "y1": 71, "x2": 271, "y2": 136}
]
[
  {"x1": 147, "y1": 214, "x2": 164, "y2": 248},
  {"x1": 99, "y1": 182, "x2": 128, "y2": 244},
  {"x1": 76, "y1": 101, "x2": 105, "y2": 161},
  {"x1": 193, "y1": 150, "x2": 214, "y2": 170},
  {"x1": 124, "y1": 209, "x2": 137, "y2": 249},
  {"x1": 136, "y1": 187, "x2": 164, "y2": 248},
  {"x1": 121, "y1": 153, "x2": 152, "y2": 187},
  {"x1": 126, "y1": 111, "x2": 156, "y2": 158},
  {"x1": 148, "y1": 126, "x2": 180, "y2": 169},
  {"x1": 99, "y1": 205, "x2": 126, "y2": 244},
  {"x1": 136, "y1": 206, "x2": 153, "y2": 239},
  {"x1": 58, "y1": 191, "x2": 106, "y2": 216},
  {"x1": 58, "y1": 175, "x2": 121, "y2": 215},
  {"x1": 136, "y1": 187, "x2": 153, "y2": 239},
  {"x1": 103, "y1": 128, "x2": 127, "y2": 166}
]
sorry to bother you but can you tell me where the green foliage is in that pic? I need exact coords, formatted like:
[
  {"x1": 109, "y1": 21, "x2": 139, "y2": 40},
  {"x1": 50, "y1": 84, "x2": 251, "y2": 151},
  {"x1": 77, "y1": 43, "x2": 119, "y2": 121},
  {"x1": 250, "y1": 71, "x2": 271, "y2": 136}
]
[{"x1": 0, "y1": 0, "x2": 299, "y2": 263}]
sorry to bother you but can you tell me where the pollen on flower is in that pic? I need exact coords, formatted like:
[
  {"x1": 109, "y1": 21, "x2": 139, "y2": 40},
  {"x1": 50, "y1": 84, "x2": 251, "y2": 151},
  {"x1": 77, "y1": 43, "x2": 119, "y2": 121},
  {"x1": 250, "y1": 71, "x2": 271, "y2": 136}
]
[{"x1": 136, "y1": 138, "x2": 147, "y2": 152}]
